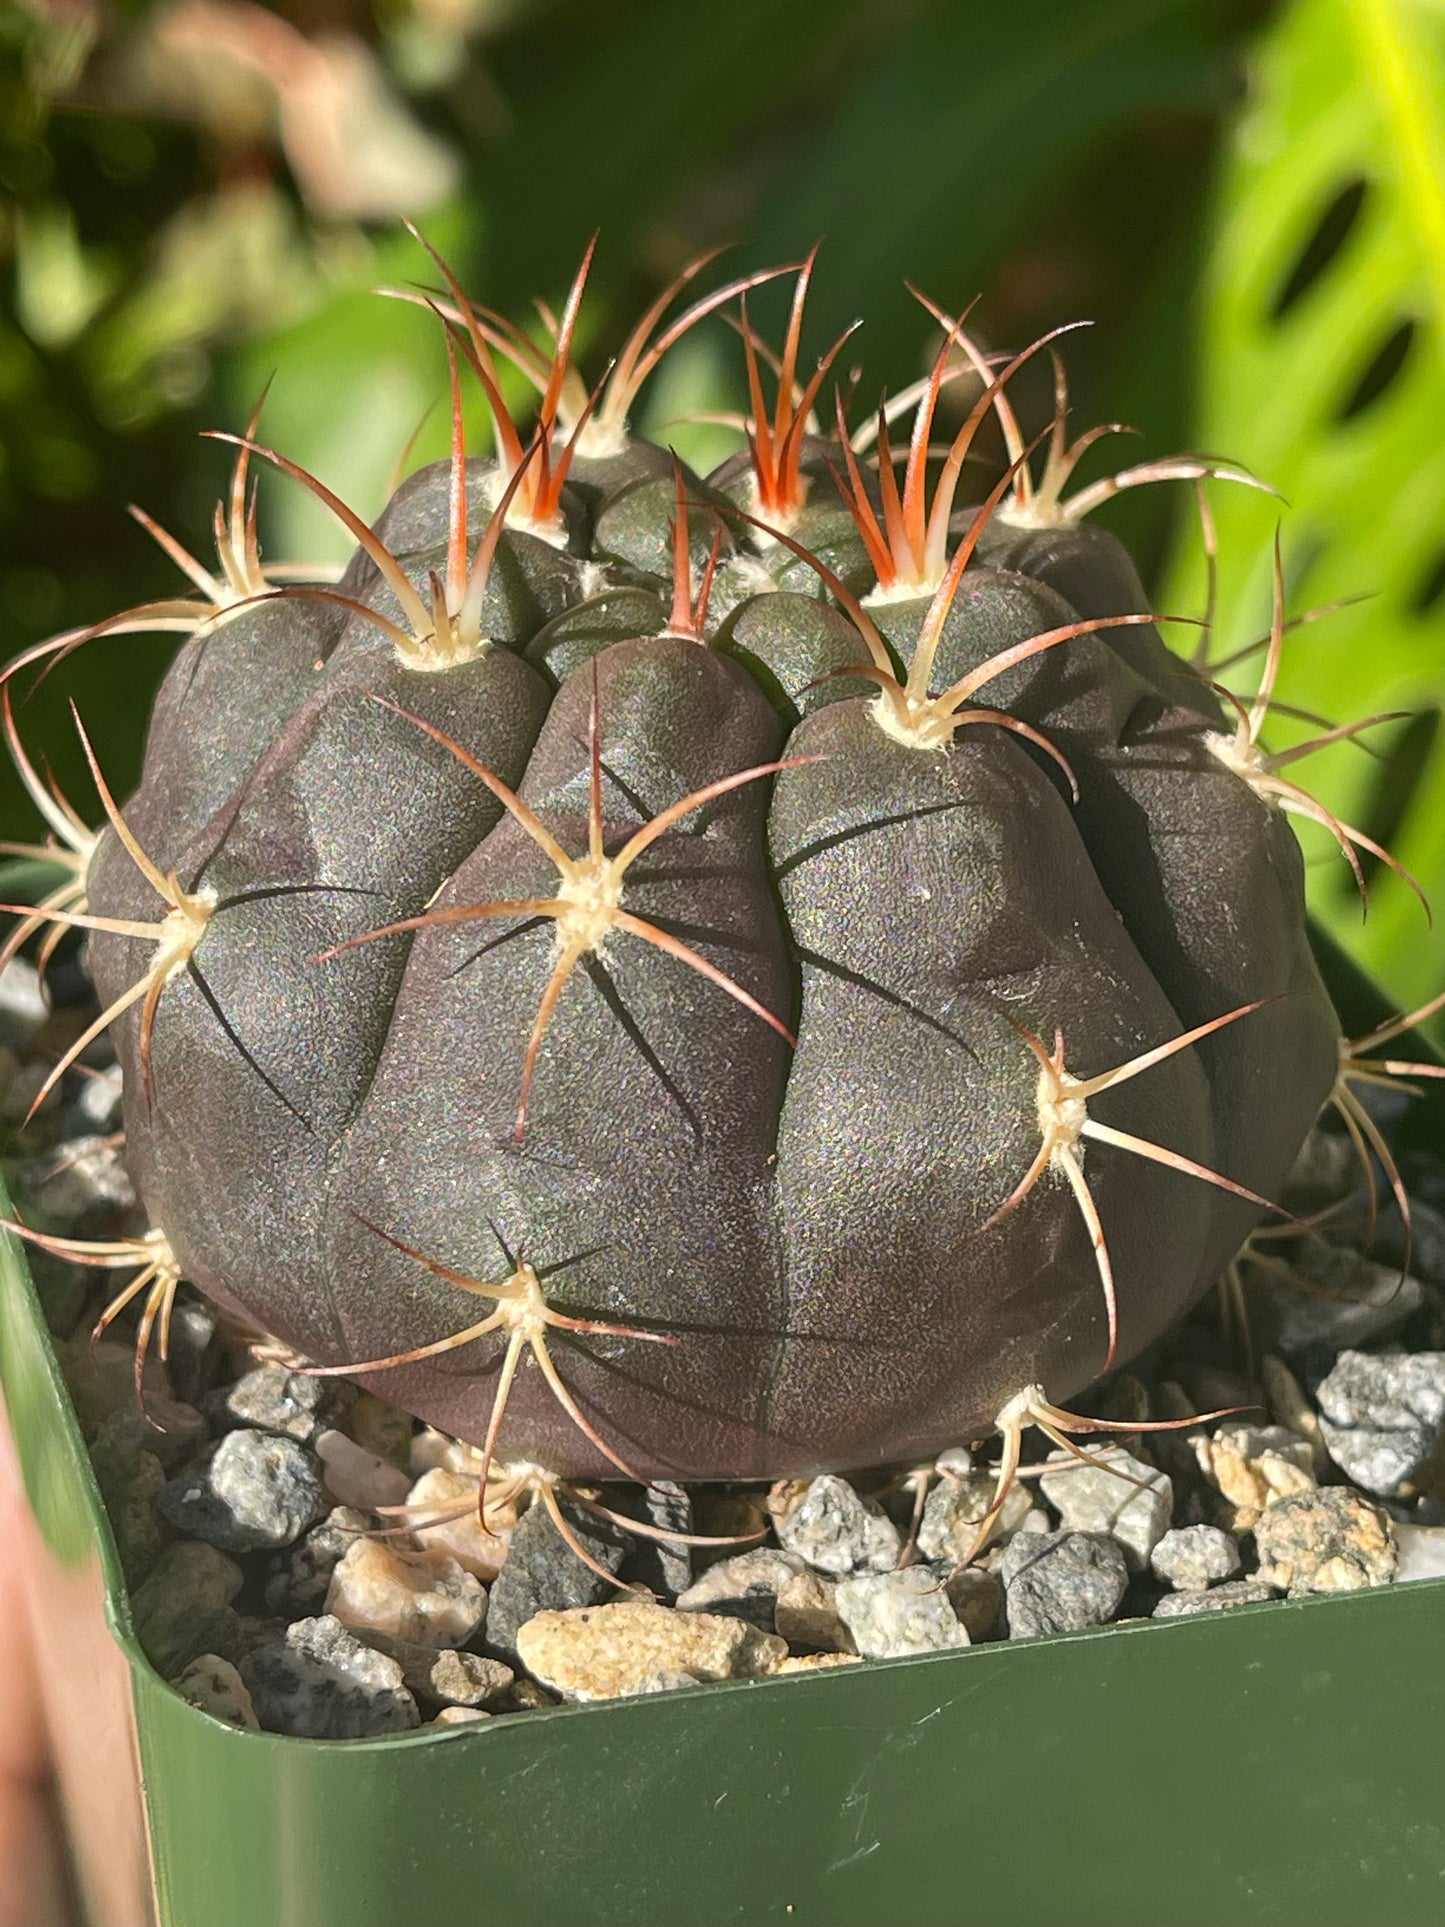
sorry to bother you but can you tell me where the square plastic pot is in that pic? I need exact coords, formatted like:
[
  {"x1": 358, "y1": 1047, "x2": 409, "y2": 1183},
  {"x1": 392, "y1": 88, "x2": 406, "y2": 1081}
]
[{"x1": 7, "y1": 1205, "x2": 1445, "y2": 1927}]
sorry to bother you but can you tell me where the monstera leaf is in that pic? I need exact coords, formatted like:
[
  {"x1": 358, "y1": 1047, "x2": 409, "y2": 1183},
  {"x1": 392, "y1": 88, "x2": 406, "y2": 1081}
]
[{"x1": 1163, "y1": 0, "x2": 1445, "y2": 1015}]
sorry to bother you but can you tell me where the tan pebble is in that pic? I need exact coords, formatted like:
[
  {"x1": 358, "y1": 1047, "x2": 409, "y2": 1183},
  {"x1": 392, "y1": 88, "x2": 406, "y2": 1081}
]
[
  {"x1": 1254, "y1": 1486, "x2": 1396, "y2": 1594},
  {"x1": 774, "y1": 1570, "x2": 856, "y2": 1653},
  {"x1": 494, "y1": 1677, "x2": 555, "y2": 1712},
  {"x1": 431, "y1": 1706, "x2": 492, "y2": 1725},
  {"x1": 1310, "y1": 1555, "x2": 1369, "y2": 1592},
  {"x1": 765, "y1": 1479, "x2": 809, "y2": 1526},
  {"x1": 410, "y1": 1429, "x2": 487, "y2": 1480},
  {"x1": 1261, "y1": 1356, "x2": 1331, "y2": 1477},
  {"x1": 405, "y1": 1469, "x2": 513, "y2": 1582},
  {"x1": 1193, "y1": 1424, "x2": 1316, "y2": 1516},
  {"x1": 769, "y1": 1653, "x2": 863, "y2": 1674},
  {"x1": 429, "y1": 1648, "x2": 513, "y2": 1708},
  {"x1": 326, "y1": 1538, "x2": 486, "y2": 1647},
  {"x1": 315, "y1": 1431, "x2": 413, "y2": 1510},
  {"x1": 941, "y1": 1565, "x2": 1005, "y2": 1641},
  {"x1": 516, "y1": 1602, "x2": 786, "y2": 1702},
  {"x1": 171, "y1": 1654, "x2": 258, "y2": 1729}
]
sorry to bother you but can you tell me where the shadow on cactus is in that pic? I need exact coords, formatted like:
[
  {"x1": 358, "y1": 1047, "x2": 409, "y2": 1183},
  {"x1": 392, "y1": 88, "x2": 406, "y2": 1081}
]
[{"x1": 3, "y1": 235, "x2": 1433, "y2": 1517}]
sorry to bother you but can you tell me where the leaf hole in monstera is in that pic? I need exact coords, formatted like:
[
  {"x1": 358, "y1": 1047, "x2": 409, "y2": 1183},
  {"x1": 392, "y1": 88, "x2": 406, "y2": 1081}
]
[
  {"x1": 1334, "y1": 315, "x2": 1418, "y2": 424},
  {"x1": 1268, "y1": 175, "x2": 1371, "y2": 322},
  {"x1": 1410, "y1": 549, "x2": 1445, "y2": 618}
]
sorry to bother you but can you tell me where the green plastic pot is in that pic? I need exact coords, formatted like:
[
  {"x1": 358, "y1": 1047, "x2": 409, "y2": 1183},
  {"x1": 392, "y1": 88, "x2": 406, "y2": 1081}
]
[{"x1": 4, "y1": 928, "x2": 1444, "y2": 1927}]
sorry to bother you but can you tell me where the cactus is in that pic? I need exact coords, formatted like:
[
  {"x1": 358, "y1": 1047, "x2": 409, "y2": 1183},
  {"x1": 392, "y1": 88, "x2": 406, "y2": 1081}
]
[{"x1": 4, "y1": 239, "x2": 1424, "y2": 1499}]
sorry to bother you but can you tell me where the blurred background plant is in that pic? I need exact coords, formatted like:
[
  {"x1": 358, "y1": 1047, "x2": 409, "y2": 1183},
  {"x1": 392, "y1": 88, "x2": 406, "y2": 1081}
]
[{"x1": 0, "y1": 0, "x2": 1441, "y2": 1011}]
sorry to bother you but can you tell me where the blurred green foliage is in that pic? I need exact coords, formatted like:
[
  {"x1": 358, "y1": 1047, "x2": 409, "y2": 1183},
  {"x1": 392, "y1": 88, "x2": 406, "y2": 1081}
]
[
  {"x1": 2, "y1": 0, "x2": 1442, "y2": 1006},
  {"x1": 1161, "y1": 0, "x2": 1445, "y2": 1019}
]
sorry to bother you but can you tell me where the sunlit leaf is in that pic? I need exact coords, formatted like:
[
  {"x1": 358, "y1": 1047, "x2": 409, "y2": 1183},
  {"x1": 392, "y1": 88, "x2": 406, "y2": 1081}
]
[{"x1": 1163, "y1": 0, "x2": 1445, "y2": 1014}]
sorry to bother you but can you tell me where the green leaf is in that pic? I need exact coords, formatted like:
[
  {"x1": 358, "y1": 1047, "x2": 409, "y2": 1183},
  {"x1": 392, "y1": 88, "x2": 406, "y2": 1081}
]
[
  {"x1": 228, "y1": 209, "x2": 481, "y2": 568},
  {"x1": 1163, "y1": 0, "x2": 1445, "y2": 1016}
]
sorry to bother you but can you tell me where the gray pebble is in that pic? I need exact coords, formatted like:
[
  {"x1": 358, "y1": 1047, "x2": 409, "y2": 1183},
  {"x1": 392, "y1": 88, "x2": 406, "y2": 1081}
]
[
  {"x1": 1284, "y1": 1124, "x2": 1361, "y2": 1205},
  {"x1": 130, "y1": 1541, "x2": 245, "y2": 1676},
  {"x1": 620, "y1": 1481, "x2": 694, "y2": 1598},
  {"x1": 158, "y1": 1429, "x2": 323, "y2": 1552},
  {"x1": 89, "y1": 1437, "x2": 166, "y2": 1586},
  {"x1": 163, "y1": 1300, "x2": 220, "y2": 1405},
  {"x1": 1262, "y1": 1244, "x2": 1428, "y2": 1358},
  {"x1": 917, "y1": 1473, "x2": 1032, "y2": 1564},
  {"x1": 998, "y1": 1531, "x2": 1129, "y2": 1639},
  {"x1": 239, "y1": 1615, "x2": 420, "y2": 1738},
  {"x1": 1394, "y1": 1200, "x2": 1445, "y2": 1290},
  {"x1": 263, "y1": 1507, "x2": 372, "y2": 1618},
  {"x1": 18, "y1": 1135, "x2": 135, "y2": 1232},
  {"x1": 1393, "y1": 1523, "x2": 1445, "y2": 1583},
  {"x1": 27, "y1": 1246, "x2": 90, "y2": 1341},
  {"x1": 228, "y1": 1615, "x2": 293, "y2": 1662},
  {"x1": 93, "y1": 1399, "x2": 208, "y2": 1474},
  {"x1": 1316, "y1": 1350, "x2": 1445, "y2": 1495},
  {"x1": 1, "y1": 1058, "x2": 61, "y2": 1125},
  {"x1": 675, "y1": 1549, "x2": 804, "y2": 1631},
  {"x1": 1151, "y1": 1580, "x2": 1278, "y2": 1618},
  {"x1": 833, "y1": 1567, "x2": 969, "y2": 1659},
  {"x1": 1149, "y1": 1525, "x2": 1242, "y2": 1592},
  {"x1": 62, "y1": 1062, "x2": 124, "y2": 1138},
  {"x1": 205, "y1": 1366, "x2": 353, "y2": 1445},
  {"x1": 170, "y1": 1654, "x2": 258, "y2": 1729},
  {"x1": 773, "y1": 1475, "x2": 900, "y2": 1575},
  {"x1": 347, "y1": 1629, "x2": 514, "y2": 1708},
  {"x1": 0, "y1": 958, "x2": 49, "y2": 1052},
  {"x1": 1039, "y1": 1447, "x2": 1172, "y2": 1570},
  {"x1": 484, "y1": 1496, "x2": 628, "y2": 1665}
]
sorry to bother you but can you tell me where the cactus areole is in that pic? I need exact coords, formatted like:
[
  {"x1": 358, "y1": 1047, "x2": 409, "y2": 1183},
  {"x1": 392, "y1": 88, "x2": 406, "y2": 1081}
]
[{"x1": 50, "y1": 245, "x2": 1353, "y2": 1486}]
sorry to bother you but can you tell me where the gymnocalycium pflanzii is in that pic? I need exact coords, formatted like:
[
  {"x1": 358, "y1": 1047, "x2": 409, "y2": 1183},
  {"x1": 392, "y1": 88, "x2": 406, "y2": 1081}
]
[{"x1": 5, "y1": 235, "x2": 1432, "y2": 1542}]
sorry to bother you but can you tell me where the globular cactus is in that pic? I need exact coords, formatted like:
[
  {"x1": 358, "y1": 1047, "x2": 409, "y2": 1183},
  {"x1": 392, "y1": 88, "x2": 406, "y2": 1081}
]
[{"x1": 8, "y1": 238, "x2": 1424, "y2": 1497}]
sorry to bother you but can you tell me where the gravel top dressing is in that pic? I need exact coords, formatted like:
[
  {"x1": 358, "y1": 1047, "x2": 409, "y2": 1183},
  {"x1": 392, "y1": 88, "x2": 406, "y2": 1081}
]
[{"x1": 8, "y1": 947, "x2": 1445, "y2": 1739}]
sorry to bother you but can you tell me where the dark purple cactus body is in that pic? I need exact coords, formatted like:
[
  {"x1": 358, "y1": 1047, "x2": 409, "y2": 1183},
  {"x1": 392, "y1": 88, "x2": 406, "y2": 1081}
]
[{"x1": 82, "y1": 418, "x2": 1342, "y2": 1486}]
